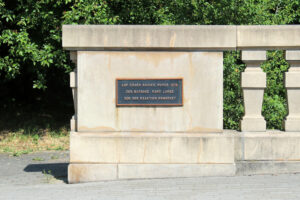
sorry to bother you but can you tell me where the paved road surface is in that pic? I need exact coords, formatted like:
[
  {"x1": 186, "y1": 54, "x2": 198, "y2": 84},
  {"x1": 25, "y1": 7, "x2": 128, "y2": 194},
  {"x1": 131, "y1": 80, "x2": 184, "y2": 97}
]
[{"x1": 1, "y1": 151, "x2": 300, "y2": 200}]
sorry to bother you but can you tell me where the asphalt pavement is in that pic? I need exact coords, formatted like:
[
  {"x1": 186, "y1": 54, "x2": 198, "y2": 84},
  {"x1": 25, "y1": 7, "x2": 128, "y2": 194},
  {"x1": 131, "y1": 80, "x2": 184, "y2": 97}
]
[{"x1": 1, "y1": 151, "x2": 300, "y2": 200}]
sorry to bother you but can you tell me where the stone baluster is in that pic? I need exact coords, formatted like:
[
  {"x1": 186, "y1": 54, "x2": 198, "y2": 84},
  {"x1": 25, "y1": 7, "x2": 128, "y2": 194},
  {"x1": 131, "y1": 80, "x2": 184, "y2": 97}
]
[
  {"x1": 70, "y1": 51, "x2": 77, "y2": 132},
  {"x1": 241, "y1": 50, "x2": 267, "y2": 132},
  {"x1": 285, "y1": 50, "x2": 300, "y2": 131}
]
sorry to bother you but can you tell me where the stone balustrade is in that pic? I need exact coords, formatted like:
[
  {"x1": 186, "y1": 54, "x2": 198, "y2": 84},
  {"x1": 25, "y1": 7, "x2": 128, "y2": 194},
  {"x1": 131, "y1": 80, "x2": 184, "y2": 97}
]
[
  {"x1": 240, "y1": 49, "x2": 300, "y2": 132},
  {"x1": 285, "y1": 51, "x2": 300, "y2": 131},
  {"x1": 241, "y1": 50, "x2": 266, "y2": 132}
]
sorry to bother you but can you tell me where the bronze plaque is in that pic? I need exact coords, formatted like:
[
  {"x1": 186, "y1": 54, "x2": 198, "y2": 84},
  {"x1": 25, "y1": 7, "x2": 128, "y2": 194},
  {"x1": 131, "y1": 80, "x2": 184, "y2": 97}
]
[{"x1": 116, "y1": 78, "x2": 183, "y2": 106}]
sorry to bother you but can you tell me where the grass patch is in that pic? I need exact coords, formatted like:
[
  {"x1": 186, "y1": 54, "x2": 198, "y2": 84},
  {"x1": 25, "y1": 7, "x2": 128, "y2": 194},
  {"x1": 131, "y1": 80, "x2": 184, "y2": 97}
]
[
  {"x1": 32, "y1": 157, "x2": 45, "y2": 161},
  {"x1": 0, "y1": 94, "x2": 73, "y2": 156},
  {"x1": 50, "y1": 155, "x2": 59, "y2": 160},
  {"x1": 42, "y1": 169, "x2": 54, "y2": 183},
  {"x1": 0, "y1": 128, "x2": 69, "y2": 156}
]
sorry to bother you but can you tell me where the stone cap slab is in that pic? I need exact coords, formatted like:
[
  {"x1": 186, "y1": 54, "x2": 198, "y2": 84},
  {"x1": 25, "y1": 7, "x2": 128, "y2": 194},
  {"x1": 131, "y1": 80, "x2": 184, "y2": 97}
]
[
  {"x1": 62, "y1": 25, "x2": 300, "y2": 50},
  {"x1": 237, "y1": 25, "x2": 300, "y2": 50},
  {"x1": 62, "y1": 25, "x2": 237, "y2": 50}
]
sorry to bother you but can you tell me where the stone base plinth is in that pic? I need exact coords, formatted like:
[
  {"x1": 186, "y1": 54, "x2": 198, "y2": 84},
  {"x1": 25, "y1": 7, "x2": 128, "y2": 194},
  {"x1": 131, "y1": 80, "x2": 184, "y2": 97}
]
[
  {"x1": 69, "y1": 132, "x2": 234, "y2": 164},
  {"x1": 234, "y1": 131, "x2": 300, "y2": 161},
  {"x1": 241, "y1": 117, "x2": 266, "y2": 132},
  {"x1": 285, "y1": 118, "x2": 300, "y2": 132},
  {"x1": 68, "y1": 163, "x2": 236, "y2": 183},
  {"x1": 69, "y1": 131, "x2": 300, "y2": 183},
  {"x1": 68, "y1": 131, "x2": 235, "y2": 183},
  {"x1": 236, "y1": 161, "x2": 300, "y2": 175}
]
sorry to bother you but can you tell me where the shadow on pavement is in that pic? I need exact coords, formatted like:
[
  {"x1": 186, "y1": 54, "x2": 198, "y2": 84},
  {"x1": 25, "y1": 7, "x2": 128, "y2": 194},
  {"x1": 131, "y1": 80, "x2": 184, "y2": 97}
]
[{"x1": 24, "y1": 163, "x2": 68, "y2": 183}]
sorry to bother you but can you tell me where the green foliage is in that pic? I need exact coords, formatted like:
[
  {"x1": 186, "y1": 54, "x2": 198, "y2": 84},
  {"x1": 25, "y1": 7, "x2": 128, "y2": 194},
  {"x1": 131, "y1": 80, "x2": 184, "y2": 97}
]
[
  {"x1": 223, "y1": 51, "x2": 245, "y2": 130},
  {"x1": 63, "y1": 0, "x2": 118, "y2": 24},
  {"x1": 0, "y1": 0, "x2": 71, "y2": 89},
  {"x1": 1, "y1": 0, "x2": 300, "y2": 130},
  {"x1": 262, "y1": 51, "x2": 289, "y2": 129}
]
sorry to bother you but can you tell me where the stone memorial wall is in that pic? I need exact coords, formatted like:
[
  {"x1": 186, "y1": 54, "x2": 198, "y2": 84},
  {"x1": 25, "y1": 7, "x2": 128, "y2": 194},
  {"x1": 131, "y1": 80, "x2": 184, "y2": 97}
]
[{"x1": 63, "y1": 25, "x2": 300, "y2": 183}]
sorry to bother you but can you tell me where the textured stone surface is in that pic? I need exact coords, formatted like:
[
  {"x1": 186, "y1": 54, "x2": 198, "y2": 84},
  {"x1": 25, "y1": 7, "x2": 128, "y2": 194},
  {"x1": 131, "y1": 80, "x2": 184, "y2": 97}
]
[
  {"x1": 119, "y1": 164, "x2": 235, "y2": 179},
  {"x1": 62, "y1": 25, "x2": 300, "y2": 50},
  {"x1": 286, "y1": 50, "x2": 300, "y2": 61},
  {"x1": 69, "y1": 163, "x2": 235, "y2": 182},
  {"x1": 285, "y1": 50, "x2": 300, "y2": 131},
  {"x1": 70, "y1": 132, "x2": 234, "y2": 164},
  {"x1": 237, "y1": 25, "x2": 300, "y2": 49},
  {"x1": 285, "y1": 117, "x2": 300, "y2": 132},
  {"x1": 241, "y1": 50, "x2": 266, "y2": 61},
  {"x1": 236, "y1": 131, "x2": 300, "y2": 161},
  {"x1": 241, "y1": 72, "x2": 266, "y2": 88},
  {"x1": 285, "y1": 73, "x2": 300, "y2": 88},
  {"x1": 68, "y1": 164, "x2": 117, "y2": 183},
  {"x1": 77, "y1": 51, "x2": 223, "y2": 132},
  {"x1": 241, "y1": 50, "x2": 266, "y2": 132},
  {"x1": 236, "y1": 161, "x2": 300, "y2": 175},
  {"x1": 240, "y1": 117, "x2": 266, "y2": 132},
  {"x1": 62, "y1": 25, "x2": 237, "y2": 50}
]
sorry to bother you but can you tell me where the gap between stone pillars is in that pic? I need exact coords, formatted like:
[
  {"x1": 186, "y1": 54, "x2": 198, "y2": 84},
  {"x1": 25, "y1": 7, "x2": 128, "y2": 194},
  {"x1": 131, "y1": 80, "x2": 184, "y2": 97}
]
[
  {"x1": 70, "y1": 51, "x2": 77, "y2": 132},
  {"x1": 241, "y1": 50, "x2": 267, "y2": 132},
  {"x1": 285, "y1": 50, "x2": 300, "y2": 131}
]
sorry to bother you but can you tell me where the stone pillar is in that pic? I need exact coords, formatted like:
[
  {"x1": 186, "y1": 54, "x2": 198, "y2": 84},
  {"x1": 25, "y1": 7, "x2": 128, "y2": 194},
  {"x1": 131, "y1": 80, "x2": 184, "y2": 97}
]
[
  {"x1": 70, "y1": 51, "x2": 77, "y2": 132},
  {"x1": 241, "y1": 50, "x2": 267, "y2": 132},
  {"x1": 285, "y1": 50, "x2": 300, "y2": 131}
]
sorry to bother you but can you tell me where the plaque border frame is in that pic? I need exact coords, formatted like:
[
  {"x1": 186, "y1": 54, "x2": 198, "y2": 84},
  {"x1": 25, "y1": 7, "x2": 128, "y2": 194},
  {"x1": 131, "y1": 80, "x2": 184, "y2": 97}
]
[{"x1": 116, "y1": 78, "x2": 184, "y2": 107}]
